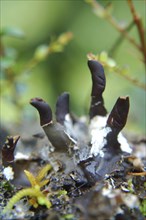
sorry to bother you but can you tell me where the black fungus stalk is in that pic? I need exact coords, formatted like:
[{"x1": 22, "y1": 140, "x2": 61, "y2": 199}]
[
  {"x1": 56, "y1": 92, "x2": 70, "y2": 125},
  {"x1": 107, "y1": 96, "x2": 130, "y2": 135},
  {"x1": 56, "y1": 92, "x2": 89, "y2": 144},
  {"x1": 55, "y1": 92, "x2": 82, "y2": 126},
  {"x1": 103, "y1": 96, "x2": 130, "y2": 155},
  {"x1": 29, "y1": 62, "x2": 130, "y2": 186},
  {"x1": 88, "y1": 60, "x2": 107, "y2": 119},
  {"x1": 2, "y1": 135, "x2": 20, "y2": 166},
  {"x1": 79, "y1": 96, "x2": 130, "y2": 185},
  {"x1": 30, "y1": 97, "x2": 76, "y2": 153},
  {"x1": 30, "y1": 97, "x2": 52, "y2": 126}
]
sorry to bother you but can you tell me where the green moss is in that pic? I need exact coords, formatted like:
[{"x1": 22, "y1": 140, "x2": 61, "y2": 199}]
[
  {"x1": 140, "y1": 199, "x2": 146, "y2": 217},
  {"x1": 3, "y1": 164, "x2": 52, "y2": 213}
]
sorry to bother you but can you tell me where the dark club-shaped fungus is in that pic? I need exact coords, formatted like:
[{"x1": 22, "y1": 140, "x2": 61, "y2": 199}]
[
  {"x1": 30, "y1": 60, "x2": 131, "y2": 185},
  {"x1": 107, "y1": 96, "x2": 130, "y2": 134},
  {"x1": 88, "y1": 60, "x2": 107, "y2": 118},
  {"x1": 2, "y1": 135, "x2": 20, "y2": 166},
  {"x1": 30, "y1": 98, "x2": 76, "y2": 153},
  {"x1": 55, "y1": 92, "x2": 70, "y2": 125}
]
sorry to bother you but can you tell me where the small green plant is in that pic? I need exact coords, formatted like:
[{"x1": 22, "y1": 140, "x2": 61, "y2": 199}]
[
  {"x1": 3, "y1": 164, "x2": 52, "y2": 213},
  {"x1": 140, "y1": 199, "x2": 146, "y2": 217}
]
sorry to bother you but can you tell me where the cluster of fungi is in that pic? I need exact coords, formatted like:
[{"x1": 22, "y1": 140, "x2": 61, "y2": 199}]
[
  {"x1": 29, "y1": 60, "x2": 131, "y2": 186},
  {"x1": 2, "y1": 60, "x2": 146, "y2": 220}
]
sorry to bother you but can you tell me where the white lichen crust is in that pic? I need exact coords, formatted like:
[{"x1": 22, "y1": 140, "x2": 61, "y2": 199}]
[
  {"x1": 90, "y1": 126, "x2": 112, "y2": 157},
  {"x1": 89, "y1": 115, "x2": 132, "y2": 157},
  {"x1": 3, "y1": 166, "x2": 14, "y2": 180}
]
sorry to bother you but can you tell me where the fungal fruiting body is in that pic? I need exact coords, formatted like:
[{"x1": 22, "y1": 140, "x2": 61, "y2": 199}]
[
  {"x1": 90, "y1": 96, "x2": 132, "y2": 158},
  {"x1": 2, "y1": 59, "x2": 133, "y2": 214},
  {"x1": 77, "y1": 62, "x2": 132, "y2": 184},
  {"x1": 2, "y1": 136, "x2": 20, "y2": 166},
  {"x1": 88, "y1": 60, "x2": 107, "y2": 118},
  {"x1": 55, "y1": 92, "x2": 75, "y2": 140},
  {"x1": 29, "y1": 60, "x2": 132, "y2": 185},
  {"x1": 88, "y1": 60, "x2": 132, "y2": 158},
  {"x1": 55, "y1": 92, "x2": 88, "y2": 143},
  {"x1": 30, "y1": 97, "x2": 77, "y2": 153},
  {"x1": 2, "y1": 136, "x2": 20, "y2": 182},
  {"x1": 55, "y1": 92, "x2": 70, "y2": 126}
]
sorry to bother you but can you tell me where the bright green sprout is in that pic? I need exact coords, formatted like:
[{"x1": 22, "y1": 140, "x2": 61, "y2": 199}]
[
  {"x1": 140, "y1": 199, "x2": 146, "y2": 216},
  {"x1": 3, "y1": 164, "x2": 52, "y2": 213}
]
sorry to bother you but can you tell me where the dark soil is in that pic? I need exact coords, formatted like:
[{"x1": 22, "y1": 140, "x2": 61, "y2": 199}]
[{"x1": 0, "y1": 124, "x2": 145, "y2": 220}]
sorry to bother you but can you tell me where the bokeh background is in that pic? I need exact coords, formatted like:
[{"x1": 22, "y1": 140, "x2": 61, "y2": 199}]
[{"x1": 1, "y1": 0, "x2": 145, "y2": 135}]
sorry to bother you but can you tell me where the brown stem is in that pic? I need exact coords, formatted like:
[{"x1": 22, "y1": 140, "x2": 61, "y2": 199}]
[
  {"x1": 88, "y1": 0, "x2": 142, "y2": 52},
  {"x1": 128, "y1": 172, "x2": 146, "y2": 176},
  {"x1": 127, "y1": 0, "x2": 146, "y2": 63},
  {"x1": 109, "y1": 21, "x2": 135, "y2": 56},
  {"x1": 113, "y1": 66, "x2": 146, "y2": 90}
]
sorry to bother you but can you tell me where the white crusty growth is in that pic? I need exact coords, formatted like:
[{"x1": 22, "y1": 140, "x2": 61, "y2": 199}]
[
  {"x1": 118, "y1": 133, "x2": 132, "y2": 153},
  {"x1": 90, "y1": 126, "x2": 112, "y2": 157},
  {"x1": 3, "y1": 166, "x2": 14, "y2": 180},
  {"x1": 89, "y1": 115, "x2": 132, "y2": 157}
]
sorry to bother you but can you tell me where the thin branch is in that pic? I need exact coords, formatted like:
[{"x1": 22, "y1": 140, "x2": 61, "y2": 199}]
[
  {"x1": 88, "y1": 0, "x2": 142, "y2": 52},
  {"x1": 128, "y1": 172, "x2": 146, "y2": 176},
  {"x1": 127, "y1": 0, "x2": 146, "y2": 63},
  {"x1": 113, "y1": 66, "x2": 146, "y2": 90},
  {"x1": 106, "y1": 12, "x2": 140, "y2": 50},
  {"x1": 109, "y1": 21, "x2": 135, "y2": 56}
]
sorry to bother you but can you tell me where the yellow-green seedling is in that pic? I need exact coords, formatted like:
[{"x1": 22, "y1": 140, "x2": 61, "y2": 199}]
[{"x1": 3, "y1": 164, "x2": 52, "y2": 213}]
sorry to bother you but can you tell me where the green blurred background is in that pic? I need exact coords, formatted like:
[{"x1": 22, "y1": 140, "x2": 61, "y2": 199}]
[{"x1": 1, "y1": 0, "x2": 145, "y2": 135}]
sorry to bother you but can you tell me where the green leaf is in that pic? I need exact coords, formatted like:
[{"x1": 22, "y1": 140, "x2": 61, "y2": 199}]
[
  {"x1": 0, "y1": 27, "x2": 25, "y2": 38},
  {"x1": 107, "y1": 58, "x2": 116, "y2": 68},
  {"x1": 34, "y1": 45, "x2": 49, "y2": 61},
  {"x1": 50, "y1": 42, "x2": 63, "y2": 53},
  {"x1": 140, "y1": 199, "x2": 146, "y2": 216},
  {"x1": 99, "y1": 51, "x2": 108, "y2": 62},
  {"x1": 62, "y1": 214, "x2": 75, "y2": 220}
]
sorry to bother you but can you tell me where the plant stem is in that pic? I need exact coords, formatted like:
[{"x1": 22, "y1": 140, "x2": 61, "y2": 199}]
[
  {"x1": 88, "y1": 0, "x2": 142, "y2": 51},
  {"x1": 113, "y1": 66, "x2": 146, "y2": 90},
  {"x1": 109, "y1": 21, "x2": 135, "y2": 56},
  {"x1": 127, "y1": 0, "x2": 146, "y2": 63}
]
